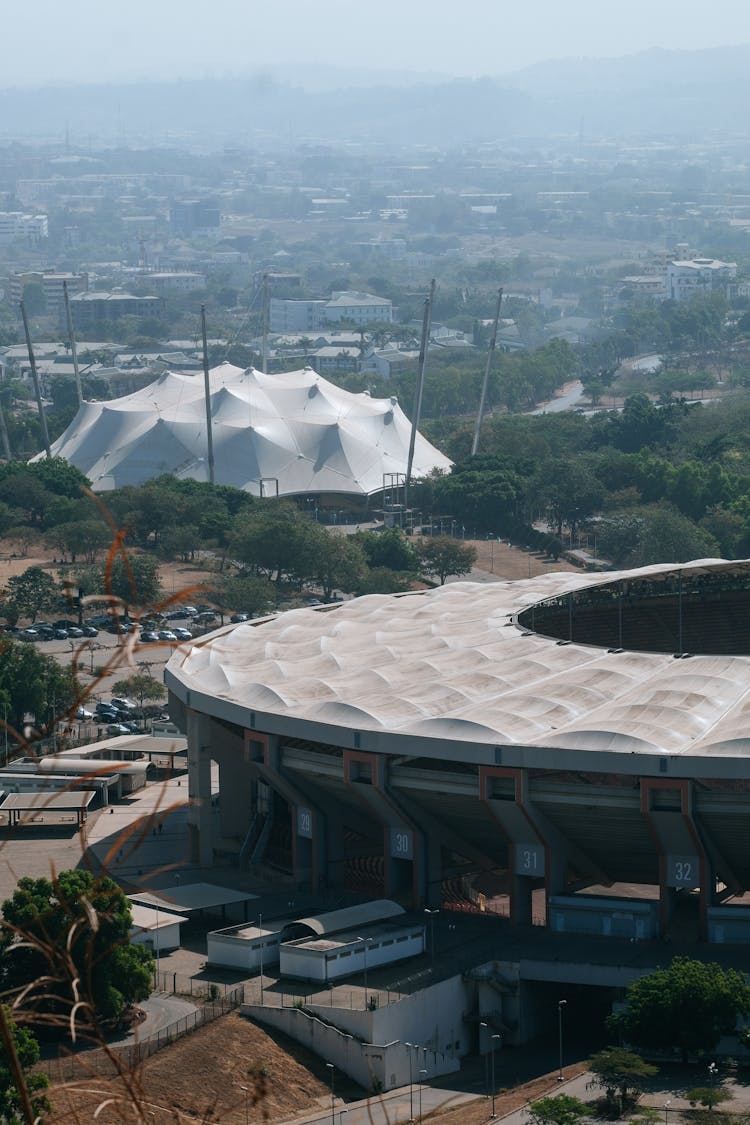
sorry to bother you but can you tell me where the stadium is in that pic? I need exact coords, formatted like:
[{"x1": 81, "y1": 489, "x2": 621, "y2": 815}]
[{"x1": 165, "y1": 558, "x2": 750, "y2": 949}]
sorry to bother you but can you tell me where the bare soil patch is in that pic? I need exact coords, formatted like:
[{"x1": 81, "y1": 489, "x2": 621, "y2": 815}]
[
  {"x1": 427, "y1": 1062, "x2": 589, "y2": 1124},
  {"x1": 49, "y1": 1010, "x2": 349, "y2": 1123}
]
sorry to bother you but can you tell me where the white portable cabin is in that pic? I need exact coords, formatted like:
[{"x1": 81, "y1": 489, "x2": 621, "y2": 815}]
[{"x1": 279, "y1": 921, "x2": 426, "y2": 983}]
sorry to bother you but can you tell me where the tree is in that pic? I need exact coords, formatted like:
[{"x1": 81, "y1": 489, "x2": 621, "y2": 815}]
[
  {"x1": 212, "y1": 574, "x2": 276, "y2": 618},
  {"x1": 356, "y1": 527, "x2": 418, "y2": 573},
  {"x1": 0, "y1": 1006, "x2": 50, "y2": 1124},
  {"x1": 527, "y1": 1094, "x2": 591, "y2": 1125},
  {"x1": 311, "y1": 533, "x2": 366, "y2": 601},
  {"x1": 0, "y1": 870, "x2": 153, "y2": 1026},
  {"x1": 77, "y1": 553, "x2": 162, "y2": 620},
  {"x1": 4, "y1": 567, "x2": 58, "y2": 622},
  {"x1": 608, "y1": 956, "x2": 750, "y2": 1061},
  {"x1": 0, "y1": 639, "x2": 75, "y2": 744},
  {"x1": 419, "y1": 537, "x2": 477, "y2": 585},
  {"x1": 686, "y1": 1087, "x2": 733, "y2": 1110},
  {"x1": 588, "y1": 1048, "x2": 658, "y2": 1115},
  {"x1": 111, "y1": 673, "x2": 166, "y2": 713}
]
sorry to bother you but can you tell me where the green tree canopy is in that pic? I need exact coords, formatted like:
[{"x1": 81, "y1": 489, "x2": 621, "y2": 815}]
[
  {"x1": 527, "y1": 1094, "x2": 591, "y2": 1125},
  {"x1": 111, "y1": 673, "x2": 166, "y2": 712},
  {"x1": 419, "y1": 536, "x2": 477, "y2": 584},
  {"x1": 0, "y1": 1005, "x2": 50, "y2": 1124},
  {"x1": 0, "y1": 638, "x2": 75, "y2": 745},
  {"x1": 607, "y1": 956, "x2": 750, "y2": 1060},
  {"x1": 0, "y1": 870, "x2": 153, "y2": 1026},
  {"x1": 4, "y1": 567, "x2": 58, "y2": 622},
  {"x1": 588, "y1": 1048, "x2": 658, "y2": 1112}
]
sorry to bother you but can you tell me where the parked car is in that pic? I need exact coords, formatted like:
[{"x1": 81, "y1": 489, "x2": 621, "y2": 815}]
[
  {"x1": 75, "y1": 706, "x2": 94, "y2": 720},
  {"x1": 193, "y1": 611, "x2": 217, "y2": 625},
  {"x1": 139, "y1": 630, "x2": 159, "y2": 643},
  {"x1": 82, "y1": 625, "x2": 99, "y2": 637},
  {"x1": 67, "y1": 626, "x2": 84, "y2": 638},
  {"x1": 230, "y1": 613, "x2": 249, "y2": 623},
  {"x1": 173, "y1": 627, "x2": 192, "y2": 640},
  {"x1": 95, "y1": 701, "x2": 119, "y2": 717},
  {"x1": 157, "y1": 629, "x2": 177, "y2": 642},
  {"x1": 106, "y1": 723, "x2": 131, "y2": 736},
  {"x1": 19, "y1": 628, "x2": 40, "y2": 641},
  {"x1": 110, "y1": 697, "x2": 136, "y2": 711}
]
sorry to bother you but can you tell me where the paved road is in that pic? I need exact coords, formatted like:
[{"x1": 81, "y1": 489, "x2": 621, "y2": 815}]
[
  {"x1": 107, "y1": 994, "x2": 199, "y2": 1048},
  {"x1": 284, "y1": 1069, "x2": 590, "y2": 1125},
  {"x1": 531, "y1": 380, "x2": 584, "y2": 414}
]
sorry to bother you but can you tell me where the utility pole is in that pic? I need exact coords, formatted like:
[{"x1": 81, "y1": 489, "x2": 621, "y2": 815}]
[
  {"x1": 63, "y1": 280, "x2": 83, "y2": 407},
  {"x1": 201, "y1": 305, "x2": 216, "y2": 484},
  {"x1": 20, "y1": 300, "x2": 51, "y2": 457},
  {"x1": 471, "y1": 287, "x2": 502, "y2": 456},
  {"x1": 405, "y1": 278, "x2": 435, "y2": 505}
]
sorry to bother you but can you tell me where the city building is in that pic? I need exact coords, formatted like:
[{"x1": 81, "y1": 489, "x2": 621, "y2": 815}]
[
  {"x1": 8, "y1": 270, "x2": 88, "y2": 320},
  {"x1": 666, "y1": 257, "x2": 737, "y2": 301},
  {"x1": 169, "y1": 199, "x2": 221, "y2": 236},
  {"x1": 0, "y1": 212, "x2": 48, "y2": 244},
  {"x1": 269, "y1": 291, "x2": 393, "y2": 333},
  {"x1": 69, "y1": 290, "x2": 164, "y2": 330}
]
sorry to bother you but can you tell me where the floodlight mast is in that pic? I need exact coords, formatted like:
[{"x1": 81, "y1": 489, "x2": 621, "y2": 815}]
[
  {"x1": 63, "y1": 280, "x2": 83, "y2": 408},
  {"x1": 405, "y1": 277, "x2": 435, "y2": 506},
  {"x1": 19, "y1": 299, "x2": 51, "y2": 458},
  {"x1": 471, "y1": 287, "x2": 502, "y2": 457},
  {"x1": 201, "y1": 305, "x2": 216, "y2": 485}
]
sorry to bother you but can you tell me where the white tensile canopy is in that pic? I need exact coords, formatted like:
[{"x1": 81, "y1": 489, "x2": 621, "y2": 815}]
[{"x1": 40, "y1": 363, "x2": 452, "y2": 496}]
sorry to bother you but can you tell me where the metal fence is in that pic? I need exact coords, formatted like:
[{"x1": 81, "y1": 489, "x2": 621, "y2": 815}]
[
  {"x1": 151, "y1": 969, "x2": 236, "y2": 999},
  {"x1": 41, "y1": 985, "x2": 244, "y2": 1084}
]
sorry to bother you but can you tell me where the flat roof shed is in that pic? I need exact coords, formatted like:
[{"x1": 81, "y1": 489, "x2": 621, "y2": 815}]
[
  {"x1": 130, "y1": 882, "x2": 258, "y2": 922},
  {"x1": 0, "y1": 789, "x2": 97, "y2": 827}
]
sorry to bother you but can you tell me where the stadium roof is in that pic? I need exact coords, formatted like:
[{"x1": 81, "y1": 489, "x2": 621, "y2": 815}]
[
  {"x1": 40, "y1": 362, "x2": 451, "y2": 496},
  {"x1": 166, "y1": 560, "x2": 750, "y2": 770}
]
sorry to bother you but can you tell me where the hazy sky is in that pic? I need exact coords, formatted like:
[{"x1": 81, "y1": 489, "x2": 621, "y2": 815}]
[{"x1": 8, "y1": 0, "x2": 750, "y2": 86}]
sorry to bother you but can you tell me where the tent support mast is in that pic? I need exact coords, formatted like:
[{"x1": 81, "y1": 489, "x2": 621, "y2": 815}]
[
  {"x1": 63, "y1": 280, "x2": 83, "y2": 407},
  {"x1": 405, "y1": 277, "x2": 435, "y2": 506},
  {"x1": 471, "y1": 287, "x2": 502, "y2": 457},
  {"x1": 20, "y1": 300, "x2": 51, "y2": 458},
  {"x1": 261, "y1": 273, "x2": 270, "y2": 374},
  {"x1": 201, "y1": 305, "x2": 216, "y2": 485},
  {"x1": 0, "y1": 399, "x2": 10, "y2": 460}
]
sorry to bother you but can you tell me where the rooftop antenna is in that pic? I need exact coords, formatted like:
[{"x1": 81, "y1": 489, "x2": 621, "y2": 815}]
[
  {"x1": 471, "y1": 287, "x2": 503, "y2": 457},
  {"x1": 63, "y1": 281, "x2": 83, "y2": 408},
  {"x1": 200, "y1": 305, "x2": 216, "y2": 485},
  {"x1": 261, "y1": 273, "x2": 270, "y2": 374},
  {"x1": 20, "y1": 300, "x2": 51, "y2": 458},
  {"x1": 405, "y1": 277, "x2": 435, "y2": 504}
]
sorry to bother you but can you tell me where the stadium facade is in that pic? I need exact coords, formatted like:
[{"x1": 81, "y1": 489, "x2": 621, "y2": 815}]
[{"x1": 166, "y1": 559, "x2": 750, "y2": 946}]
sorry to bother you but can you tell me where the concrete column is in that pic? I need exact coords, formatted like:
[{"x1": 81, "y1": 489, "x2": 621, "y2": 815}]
[
  {"x1": 641, "y1": 777, "x2": 712, "y2": 940},
  {"x1": 186, "y1": 709, "x2": 213, "y2": 867}
]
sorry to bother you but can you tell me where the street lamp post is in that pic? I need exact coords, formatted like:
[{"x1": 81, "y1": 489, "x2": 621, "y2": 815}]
[
  {"x1": 557, "y1": 999, "x2": 567, "y2": 1081},
  {"x1": 339, "y1": 1109, "x2": 347, "y2": 1125},
  {"x1": 356, "y1": 936, "x2": 369, "y2": 1008},
  {"x1": 326, "y1": 1063, "x2": 335, "y2": 1125},
  {"x1": 490, "y1": 1034, "x2": 500, "y2": 1117},
  {"x1": 239, "y1": 1085, "x2": 249, "y2": 1125},
  {"x1": 418, "y1": 1069, "x2": 427, "y2": 1121},
  {"x1": 664, "y1": 1100, "x2": 671, "y2": 1125},
  {"x1": 405, "y1": 1043, "x2": 415, "y2": 1121},
  {"x1": 424, "y1": 909, "x2": 438, "y2": 967}
]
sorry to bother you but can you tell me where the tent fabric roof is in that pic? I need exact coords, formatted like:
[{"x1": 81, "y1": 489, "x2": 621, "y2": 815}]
[
  {"x1": 40, "y1": 363, "x2": 451, "y2": 497},
  {"x1": 166, "y1": 559, "x2": 750, "y2": 762}
]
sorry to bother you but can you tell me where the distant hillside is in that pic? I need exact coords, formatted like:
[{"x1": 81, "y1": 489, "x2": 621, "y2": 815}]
[{"x1": 3, "y1": 43, "x2": 750, "y2": 145}]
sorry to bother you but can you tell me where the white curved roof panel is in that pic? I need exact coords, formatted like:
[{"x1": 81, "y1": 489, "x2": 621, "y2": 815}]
[
  {"x1": 38, "y1": 363, "x2": 451, "y2": 497},
  {"x1": 167, "y1": 560, "x2": 750, "y2": 768}
]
